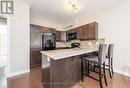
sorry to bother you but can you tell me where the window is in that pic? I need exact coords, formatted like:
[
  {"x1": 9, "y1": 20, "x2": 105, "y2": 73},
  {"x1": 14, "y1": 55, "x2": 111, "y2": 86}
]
[{"x1": 0, "y1": 25, "x2": 7, "y2": 57}]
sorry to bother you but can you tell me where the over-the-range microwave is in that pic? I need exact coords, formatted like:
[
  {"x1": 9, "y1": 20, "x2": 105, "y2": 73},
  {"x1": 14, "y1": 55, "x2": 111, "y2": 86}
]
[{"x1": 68, "y1": 32, "x2": 77, "y2": 40}]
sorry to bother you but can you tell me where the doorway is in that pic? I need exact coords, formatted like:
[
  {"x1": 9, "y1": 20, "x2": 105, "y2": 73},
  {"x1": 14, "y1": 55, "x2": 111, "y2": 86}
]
[{"x1": 0, "y1": 18, "x2": 7, "y2": 88}]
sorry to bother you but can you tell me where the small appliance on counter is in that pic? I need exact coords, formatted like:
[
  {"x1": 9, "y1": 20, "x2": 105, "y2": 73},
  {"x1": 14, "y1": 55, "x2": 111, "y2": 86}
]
[
  {"x1": 71, "y1": 43, "x2": 80, "y2": 48},
  {"x1": 42, "y1": 33, "x2": 56, "y2": 50}
]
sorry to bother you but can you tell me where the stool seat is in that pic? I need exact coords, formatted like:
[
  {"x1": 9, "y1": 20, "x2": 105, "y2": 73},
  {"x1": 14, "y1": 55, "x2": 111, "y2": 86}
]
[{"x1": 83, "y1": 56, "x2": 99, "y2": 64}]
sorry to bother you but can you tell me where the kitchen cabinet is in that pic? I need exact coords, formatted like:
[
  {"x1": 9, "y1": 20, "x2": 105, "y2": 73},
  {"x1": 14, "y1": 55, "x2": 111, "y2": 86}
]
[
  {"x1": 88, "y1": 22, "x2": 98, "y2": 40},
  {"x1": 41, "y1": 27, "x2": 55, "y2": 33},
  {"x1": 65, "y1": 56, "x2": 81, "y2": 85},
  {"x1": 77, "y1": 26, "x2": 87, "y2": 40},
  {"x1": 67, "y1": 22, "x2": 98, "y2": 41},
  {"x1": 55, "y1": 31, "x2": 61, "y2": 41},
  {"x1": 30, "y1": 24, "x2": 56, "y2": 68},
  {"x1": 78, "y1": 22, "x2": 98, "y2": 40},
  {"x1": 60, "y1": 31, "x2": 67, "y2": 42},
  {"x1": 42, "y1": 56, "x2": 81, "y2": 88},
  {"x1": 30, "y1": 24, "x2": 42, "y2": 68},
  {"x1": 55, "y1": 31, "x2": 67, "y2": 42}
]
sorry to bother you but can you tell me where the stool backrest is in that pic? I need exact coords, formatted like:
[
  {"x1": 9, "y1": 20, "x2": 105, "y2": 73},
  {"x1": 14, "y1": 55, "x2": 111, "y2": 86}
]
[
  {"x1": 108, "y1": 44, "x2": 114, "y2": 59},
  {"x1": 98, "y1": 44, "x2": 107, "y2": 64}
]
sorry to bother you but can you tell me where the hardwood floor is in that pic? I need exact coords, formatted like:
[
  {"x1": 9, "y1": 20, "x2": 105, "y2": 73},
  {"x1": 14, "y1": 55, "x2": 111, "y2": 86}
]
[{"x1": 5, "y1": 66, "x2": 130, "y2": 88}]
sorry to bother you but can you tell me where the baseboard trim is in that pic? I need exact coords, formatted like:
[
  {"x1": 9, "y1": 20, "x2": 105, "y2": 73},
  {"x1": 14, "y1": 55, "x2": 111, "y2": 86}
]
[
  {"x1": 6, "y1": 69, "x2": 130, "y2": 78},
  {"x1": 7, "y1": 69, "x2": 30, "y2": 78},
  {"x1": 115, "y1": 69, "x2": 130, "y2": 77}
]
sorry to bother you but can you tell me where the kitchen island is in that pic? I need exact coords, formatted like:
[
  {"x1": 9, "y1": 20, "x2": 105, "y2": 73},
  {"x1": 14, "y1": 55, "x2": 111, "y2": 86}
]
[{"x1": 41, "y1": 47, "x2": 98, "y2": 88}]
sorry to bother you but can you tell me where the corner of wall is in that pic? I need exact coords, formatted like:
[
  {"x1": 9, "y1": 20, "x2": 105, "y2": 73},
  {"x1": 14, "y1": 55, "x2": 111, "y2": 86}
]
[
  {"x1": 115, "y1": 69, "x2": 130, "y2": 77},
  {"x1": 7, "y1": 69, "x2": 30, "y2": 78}
]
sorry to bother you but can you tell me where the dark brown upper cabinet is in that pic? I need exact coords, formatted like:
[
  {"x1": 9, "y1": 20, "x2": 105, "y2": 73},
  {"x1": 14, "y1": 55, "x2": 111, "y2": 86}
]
[
  {"x1": 55, "y1": 31, "x2": 61, "y2": 41},
  {"x1": 41, "y1": 27, "x2": 56, "y2": 33},
  {"x1": 55, "y1": 31, "x2": 67, "y2": 42},
  {"x1": 77, "y1": 26, "x2": 88, "y2": 40},
  {"x1": 87, "y1": 22, "x2": 98, "y2": 40},
  {"x1": 67, "y1": 22, "x2": 98, "y2": 41}
]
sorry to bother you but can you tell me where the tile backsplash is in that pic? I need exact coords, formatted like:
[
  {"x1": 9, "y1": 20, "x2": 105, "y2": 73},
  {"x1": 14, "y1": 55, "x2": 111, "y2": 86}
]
[{"x1": 56, "y1": 39, "x2": 105, "y2": 49}]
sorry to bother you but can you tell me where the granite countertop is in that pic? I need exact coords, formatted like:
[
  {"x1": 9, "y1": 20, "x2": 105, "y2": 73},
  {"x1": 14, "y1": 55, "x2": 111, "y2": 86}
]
[{"x1": 40, "y1": 47, "x2": 98, "y2": 60}]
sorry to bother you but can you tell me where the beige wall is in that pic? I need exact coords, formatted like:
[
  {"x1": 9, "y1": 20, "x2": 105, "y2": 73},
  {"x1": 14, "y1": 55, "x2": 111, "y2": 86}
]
[
  {"x1": 7, "y1": 0, "x2": 30, "y2": 77},
  {"x1": 72, "y1": 0, "x2": 130, "y2": 76}
]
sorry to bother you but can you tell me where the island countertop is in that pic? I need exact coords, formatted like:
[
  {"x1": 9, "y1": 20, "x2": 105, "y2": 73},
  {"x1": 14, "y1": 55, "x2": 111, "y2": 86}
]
[{"x1": 40, "y1": 47, "x2": 98, "y2": 60}]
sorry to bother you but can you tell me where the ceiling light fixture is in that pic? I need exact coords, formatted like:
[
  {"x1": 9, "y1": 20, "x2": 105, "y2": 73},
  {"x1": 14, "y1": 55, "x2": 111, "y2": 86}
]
[
  {"x1": 63, "y1": 0, "x2": 79, "y2": 29},
  {"x1": 68, "y1": 0, "x2": 78, "y2": 13}
]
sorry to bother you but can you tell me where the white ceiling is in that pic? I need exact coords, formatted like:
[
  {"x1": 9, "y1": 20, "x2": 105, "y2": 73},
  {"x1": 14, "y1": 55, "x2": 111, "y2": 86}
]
[{"x1": 29, "y1": 0, "x2": 122, "y2": 27}]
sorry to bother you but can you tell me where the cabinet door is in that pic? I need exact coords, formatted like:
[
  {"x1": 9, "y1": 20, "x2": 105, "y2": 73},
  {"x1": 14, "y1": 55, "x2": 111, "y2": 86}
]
[
  {"x1": 49, "y1": 28, "x2": 56, "y2": 33},
  {"x1": 64, "y1": 58, "x2": 73, "y2": 87},
  {"x1": 78, "y1": 26, "x2": 84, "y2": 40},
  {"x1": 83, "y1": 25, "x2": 89, "y2": 40},
  {"x1": 78, "y1": 22, "x2": 98, "y2": 40},
  {"x1": 78, "y1": 25, "x2": 89, "y2": 40},
  {"x1": 60, "y1": 31, "x2": 66, "y2": 42},
  {"x1": 30, "y1": 25, "x2": 42, "y2": 67},
  {"x1": 87, "y1": 22, "x2": 98, "y2": 40},
  {"x1": 55, "y1": 31, "x2": 61, "y2": 41},
  {"x1": 50, "y1": 59, "x2": 66, "y2": 88},
  {"x1": 65, "y1": 57, "x2": 81, "y2": 86}
]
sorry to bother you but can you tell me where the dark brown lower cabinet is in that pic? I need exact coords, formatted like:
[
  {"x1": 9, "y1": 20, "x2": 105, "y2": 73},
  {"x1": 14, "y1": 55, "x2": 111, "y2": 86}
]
[{"x1": 42, "y1": 56, "x2": 81, "y2": 88}]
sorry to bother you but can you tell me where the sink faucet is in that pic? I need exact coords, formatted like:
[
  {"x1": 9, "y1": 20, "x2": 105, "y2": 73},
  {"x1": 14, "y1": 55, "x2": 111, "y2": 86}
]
[{"x1": 74, "y1": 43, "x2": 81, "y2": 49}]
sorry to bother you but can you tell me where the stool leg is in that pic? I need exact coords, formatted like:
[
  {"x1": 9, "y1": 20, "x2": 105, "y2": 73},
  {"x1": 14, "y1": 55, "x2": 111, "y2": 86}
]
[
  {"x1": 99, "y1": 65, "x2": 103, "y2": 88},
  {"x1": 109, "y1": 58, "x2": 112, "y2": 78},
  {"x1": 103, "y1": 63, "x2": 108, "y2": 86},
  {"x1": 87, "y1": 62, "x2": 90, "y2": 75},
  {"x1": 94, "y1": 64, "x2": 96, "y2": 71},
  {"x1": 111, "y1": 58, "x2": 114, "y2": 75},
  {"x1": 81, "y1": 58, "x2": 84, "y2": 82}
]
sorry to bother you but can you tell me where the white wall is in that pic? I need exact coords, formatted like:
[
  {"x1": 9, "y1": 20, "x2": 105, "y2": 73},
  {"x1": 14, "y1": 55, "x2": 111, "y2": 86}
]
[
  {"x1": 7, "y1": 0, "x2": 30, "y2": 77},
  {"x1": 75, "y1": 0, "x2": 130, "y2": 76},
  {"x1": 31, "y1": 12, "x2": 63, "y2": 30}
]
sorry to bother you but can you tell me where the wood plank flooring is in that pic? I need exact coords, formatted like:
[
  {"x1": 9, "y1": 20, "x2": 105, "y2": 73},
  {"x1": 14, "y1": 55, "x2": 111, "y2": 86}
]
[{"x1": 1, "y1": 66, "x2": 130, "y2": 88}]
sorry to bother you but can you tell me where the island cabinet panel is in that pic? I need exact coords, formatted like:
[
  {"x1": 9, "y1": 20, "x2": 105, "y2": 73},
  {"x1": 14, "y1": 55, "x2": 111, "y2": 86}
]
[
  {"x1": 64, "y1": 56, "x2": 81, "y2": 85},
  {"x1": 42, "y1": 55, "x2": 50, "y2": 88},
  {"x1": 50, "y1": 58, "x2": 66, "y2": 88},
  {"x1": 42, "y1": 56, "x2": 81, "y2": 88}
]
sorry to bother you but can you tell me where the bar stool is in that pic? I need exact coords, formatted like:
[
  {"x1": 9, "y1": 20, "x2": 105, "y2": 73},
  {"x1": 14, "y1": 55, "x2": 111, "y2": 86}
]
[
  {"x1": 81, "y1": 44, "x2": 108, "y2": 88},
  {"x1": 92, "y1": 44, "x2": 114, "y2": 79},
  {"x1": 106, "y1": 44, "x2": 114, "y2": 78}
]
